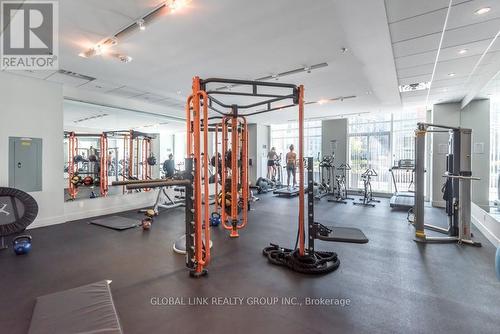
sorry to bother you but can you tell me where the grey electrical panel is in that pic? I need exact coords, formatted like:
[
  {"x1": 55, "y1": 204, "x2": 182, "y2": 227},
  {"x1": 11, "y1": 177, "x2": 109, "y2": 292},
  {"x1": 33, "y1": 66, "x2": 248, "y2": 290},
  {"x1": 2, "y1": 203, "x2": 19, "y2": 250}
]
[{"x1": 9, "y1": 137, "x2": 43, "y2": 192}]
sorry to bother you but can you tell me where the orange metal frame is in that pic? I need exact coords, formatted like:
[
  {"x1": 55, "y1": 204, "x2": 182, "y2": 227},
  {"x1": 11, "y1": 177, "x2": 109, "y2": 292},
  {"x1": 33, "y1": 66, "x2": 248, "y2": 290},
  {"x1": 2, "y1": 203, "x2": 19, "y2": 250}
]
[
  {"x1": 67, "y1": 132, "x2": 110, "y2": 200},
  {"x1": 99, "y1": 134, "x2": 109, "y2": 197},
  {"x1": 68, "y1": 132, "x2": 78, "y2": 200},
  {"x1": 186, "y1": 76, "x2": 305, "y2": 275},
  {"x1": 218, "y1": 115, "x2": 248, "y2": 237},
  {"x1": 186, "y1": 80, "x2": 211, "y2": 274}
]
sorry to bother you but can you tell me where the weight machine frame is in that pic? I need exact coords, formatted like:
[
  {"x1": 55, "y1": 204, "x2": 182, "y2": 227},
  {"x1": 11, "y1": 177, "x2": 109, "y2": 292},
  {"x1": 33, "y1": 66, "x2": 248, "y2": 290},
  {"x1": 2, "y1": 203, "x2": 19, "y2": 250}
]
[
  {"x1": 413, "y1": 123, "x2": 481, "y2": 246},
  {"x1": 104, "y1": 130, "x2": 155, "y2": 194},
  {"x1": 186, "y1": 76, "x2": 306, "y2": 277},
  {"x1": 65, "y1": 132, "x2": 109, "y2": 200}
]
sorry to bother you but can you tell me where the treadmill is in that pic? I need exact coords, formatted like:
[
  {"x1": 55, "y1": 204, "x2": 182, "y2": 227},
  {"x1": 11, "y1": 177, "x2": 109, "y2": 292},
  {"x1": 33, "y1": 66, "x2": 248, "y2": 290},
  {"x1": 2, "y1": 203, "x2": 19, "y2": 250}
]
[
  {"x1": 274, "y1": 186, "x2": 300, "y2": 197},
  {"x1": 389, "y1": 159, "x2": 415, "y2": 209}
]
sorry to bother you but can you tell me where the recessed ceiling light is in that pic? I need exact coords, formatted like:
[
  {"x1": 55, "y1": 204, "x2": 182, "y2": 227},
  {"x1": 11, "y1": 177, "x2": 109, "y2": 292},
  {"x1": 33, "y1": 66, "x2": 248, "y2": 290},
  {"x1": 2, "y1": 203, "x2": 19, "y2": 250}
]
[
  {"x1": 318, "y1": 99, "x2": 328, "y2": 105},
  {"x1": 340, "y1": 47, "x2": 348, "y2": 54},
  {"x1": 458, "y1": 49, "x2": 468, "y2": 54},
  {"x1": 475, "y1": 7, "x2": 491, "y2": 15},
  {"x1": 448, "y1": 72, "x2": 456, "y2": 77}
]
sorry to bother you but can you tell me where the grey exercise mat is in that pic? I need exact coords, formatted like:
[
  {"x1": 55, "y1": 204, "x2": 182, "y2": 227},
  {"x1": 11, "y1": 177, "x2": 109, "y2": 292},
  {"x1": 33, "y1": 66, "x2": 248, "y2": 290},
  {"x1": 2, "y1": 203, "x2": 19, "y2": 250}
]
[
  {"x1": 90, "y1": 216, "x2": 139, "y2": 230},
  {"x1": 316, "y1": 226, "x2": 369, "y2": 244},
  {"x1": 28, "y1": 280, "x2": 123, "y2": 334}
]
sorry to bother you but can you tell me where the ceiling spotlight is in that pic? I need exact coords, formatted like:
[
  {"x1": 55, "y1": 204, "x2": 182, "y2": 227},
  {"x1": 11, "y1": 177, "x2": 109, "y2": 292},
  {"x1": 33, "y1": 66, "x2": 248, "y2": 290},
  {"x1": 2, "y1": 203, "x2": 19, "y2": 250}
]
[
  {"x1": 169, "y1": 0, "x2": 189, "y2": 12},
  {"x1": 94, "y1": 44, "x2": 103, "y2": 56},
  {"x1": 448, "y1": 72, "x2": 456, "y2": 77},
  {"x1": 118, "y1": 55, "x2": 133, "y2": 63},
  {"x1": 340, "y1": 47, "x2": 348, "y2": 54},
  {"x1": 458, "y1": 49, "x2": 468, "y2": 55},
  {"x1": 475, "y1": 7, "x2": 491, "y2": 15},
  {"x1": 137, "y1": 19, "x2": 146, "y2": 31},
  {"x1": 318, "y1": 99, "x2": 328, "y2": 105},
  {"x1": 79, "y1": 48, "x2": 99, "y2": 58}
]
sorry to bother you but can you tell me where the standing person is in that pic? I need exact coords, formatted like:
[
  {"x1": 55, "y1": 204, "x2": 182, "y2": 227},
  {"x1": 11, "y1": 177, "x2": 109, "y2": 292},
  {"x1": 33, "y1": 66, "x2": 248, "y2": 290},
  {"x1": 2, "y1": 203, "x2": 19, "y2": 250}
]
[
  {"x1": 267, "y1": 147, "x2": 278, "y2": 179},
  {"x1": 285, "y1": 145, "x2": 297, "y2": 189},
  {"x1": 163, "y1": 153, "x2": 175, "y2": 178}
]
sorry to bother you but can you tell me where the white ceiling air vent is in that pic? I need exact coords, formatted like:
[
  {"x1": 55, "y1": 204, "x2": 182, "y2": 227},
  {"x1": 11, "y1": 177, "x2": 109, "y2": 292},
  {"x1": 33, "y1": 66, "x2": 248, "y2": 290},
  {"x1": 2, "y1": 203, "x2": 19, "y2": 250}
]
[
  {"x1": 57, "y1": 69, "x2": 96, "y2": 82},
  {"x1": 399, "y1": 82, "x2": 430, "y2": 93},
  {"x1": 158, "y1": 98, "x2": 185, "y2": 109},
  {"x1": 73, "y1": 113, "x2": 109, "y2": 124}
]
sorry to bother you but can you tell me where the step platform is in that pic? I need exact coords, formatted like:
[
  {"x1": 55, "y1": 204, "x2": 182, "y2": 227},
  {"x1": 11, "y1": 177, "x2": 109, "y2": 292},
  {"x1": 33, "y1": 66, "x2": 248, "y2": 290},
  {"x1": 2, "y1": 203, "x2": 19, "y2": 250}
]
[
  {"x1": 273, "y1": 187, "x2": 300, "y2": 198},
  {"x1": 316, "y1": 225, "x2": 369, "y2": 244}
]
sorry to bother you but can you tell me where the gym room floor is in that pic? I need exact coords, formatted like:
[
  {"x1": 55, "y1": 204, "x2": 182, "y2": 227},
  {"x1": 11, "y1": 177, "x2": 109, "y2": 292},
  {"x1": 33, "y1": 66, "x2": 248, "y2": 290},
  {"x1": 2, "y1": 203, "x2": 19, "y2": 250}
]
[{"x1": 1, "y1": 194, "x2": 499, "y2": 334}]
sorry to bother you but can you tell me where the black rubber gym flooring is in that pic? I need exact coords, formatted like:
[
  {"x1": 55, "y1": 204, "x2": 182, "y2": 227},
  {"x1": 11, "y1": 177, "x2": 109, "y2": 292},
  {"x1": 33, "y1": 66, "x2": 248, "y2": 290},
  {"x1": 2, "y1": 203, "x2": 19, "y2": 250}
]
[{"x1": 1, "y1": 194, "x2": 499, "y2": 333}]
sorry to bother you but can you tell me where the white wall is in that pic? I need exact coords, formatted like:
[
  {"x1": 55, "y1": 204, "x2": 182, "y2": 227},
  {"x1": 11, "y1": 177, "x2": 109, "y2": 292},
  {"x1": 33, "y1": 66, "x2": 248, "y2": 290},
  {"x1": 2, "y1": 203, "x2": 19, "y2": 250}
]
[
  {"x1": 460, "y1": 99, "x2": 490, "y2": 206},
  {"x1": 431, "y1": 102, "x2": 461, "y2": 207},
  {"x1": 431, "y1": 100, "x2": 491, "y2": 207},
  {"x1": 321, "y1": 119, "x2": 347, "y2": 165},
  {"x1": 0, "y1": 72, "x2": 182, "y2": 229},
  {"x1": 256, "y1": 124, "x2": 270, "y2": 183},
  {"x1": 0, "y1": 72, "x2": 65, "y2": 228},
  {"x1": 247, "y1": 123, "x2": 270, "y2": 185}
]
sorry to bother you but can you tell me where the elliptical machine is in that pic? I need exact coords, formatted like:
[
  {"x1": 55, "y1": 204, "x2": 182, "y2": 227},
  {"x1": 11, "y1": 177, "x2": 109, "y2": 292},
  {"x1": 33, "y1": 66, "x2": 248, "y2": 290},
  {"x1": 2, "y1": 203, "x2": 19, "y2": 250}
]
[
  {"x1": 315, "y1": 154, "x2": 335, "y2": 200},
  {"x1": 328, "y1": 163, "x2": 354, "y2": 204},
  {"x1": 353, "y1": 168, "x2": 380, "y2": 207}
]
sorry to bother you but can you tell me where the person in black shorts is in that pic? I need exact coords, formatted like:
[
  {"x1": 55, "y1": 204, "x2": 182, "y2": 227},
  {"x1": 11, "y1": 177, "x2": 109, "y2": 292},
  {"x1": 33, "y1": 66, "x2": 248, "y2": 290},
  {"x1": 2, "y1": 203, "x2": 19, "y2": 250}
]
[
  {"x1": 285, "y1": 145, "x2": 297, "y2": 189},
  {"x1": 267, "y1": 147, "x2": 278, "y2": 179}
]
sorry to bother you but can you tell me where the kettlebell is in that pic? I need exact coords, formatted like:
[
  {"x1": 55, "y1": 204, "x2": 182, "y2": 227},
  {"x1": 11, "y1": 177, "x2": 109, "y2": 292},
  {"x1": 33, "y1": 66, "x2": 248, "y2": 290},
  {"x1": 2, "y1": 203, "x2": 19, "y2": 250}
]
[
  {"x1": 142, "y1": 218, "x2": 152, "y2": 231},
  {"x1": 13, "y1": 235, "x2": 32, "y2": 255},
  {"x1": 210, "y1": 212, "x2": 221, "y2": 227}
]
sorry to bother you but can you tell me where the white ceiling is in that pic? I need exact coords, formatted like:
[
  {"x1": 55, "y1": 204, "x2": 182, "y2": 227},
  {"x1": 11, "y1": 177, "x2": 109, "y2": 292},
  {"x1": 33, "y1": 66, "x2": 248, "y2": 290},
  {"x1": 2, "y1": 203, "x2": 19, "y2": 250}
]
[
  {"x1": 7, "y1": 0, "x2": 498, "y2": 123},
  {"x1": 386, "y1": 0, "x2": 500, "y2": 108},
  {"x1": 8, "y1": 0, "x2": 404, "y2": 123}
]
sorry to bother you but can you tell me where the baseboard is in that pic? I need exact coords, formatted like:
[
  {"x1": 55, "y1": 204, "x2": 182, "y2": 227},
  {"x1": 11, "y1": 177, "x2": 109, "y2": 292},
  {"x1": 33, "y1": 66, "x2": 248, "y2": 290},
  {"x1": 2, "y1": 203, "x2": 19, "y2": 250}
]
[
  {"x1": 29, "y1": 215, "x2": 67, "y2": 229},
  {"x1": 27, "y1": 192, "x2": 158, "y2": 230},
  {"x1": 471, "y1": 203, "x2": 500, "y2": 247},
  {"x1": 63, "y1": 193, "x2": 157, "y2": 223}
]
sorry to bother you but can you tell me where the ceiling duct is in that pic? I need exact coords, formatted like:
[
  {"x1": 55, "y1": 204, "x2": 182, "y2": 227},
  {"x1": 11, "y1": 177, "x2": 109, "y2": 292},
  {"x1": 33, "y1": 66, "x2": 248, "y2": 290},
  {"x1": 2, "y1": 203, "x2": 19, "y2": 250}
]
[{"x1": 58, "y1": 69, "x2": 96, "y2": 82}]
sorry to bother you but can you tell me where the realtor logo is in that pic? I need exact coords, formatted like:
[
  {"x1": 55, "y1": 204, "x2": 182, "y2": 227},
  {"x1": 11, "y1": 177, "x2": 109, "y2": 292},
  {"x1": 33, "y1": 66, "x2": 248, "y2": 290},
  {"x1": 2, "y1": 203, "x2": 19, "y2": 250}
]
[{"x1": 1, "y1": 0, "x2": 59, "y2": 70}]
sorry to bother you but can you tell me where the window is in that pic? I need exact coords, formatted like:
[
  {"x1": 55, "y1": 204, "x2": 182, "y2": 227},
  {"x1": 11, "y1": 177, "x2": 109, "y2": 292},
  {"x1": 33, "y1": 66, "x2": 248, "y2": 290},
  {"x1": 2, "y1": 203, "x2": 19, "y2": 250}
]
[
  {"x1": 348, "y1": 109, "x2": 426, "y2": 193},
  {"x1": 348, "y1": 114, "x2": 392, "y2": 192},
  {"x1": 490, "y1": 98, "x2": 500, "y2": 202},
  {"x1": 270, "y1": 121, "x2": 322, "y2": 160}
]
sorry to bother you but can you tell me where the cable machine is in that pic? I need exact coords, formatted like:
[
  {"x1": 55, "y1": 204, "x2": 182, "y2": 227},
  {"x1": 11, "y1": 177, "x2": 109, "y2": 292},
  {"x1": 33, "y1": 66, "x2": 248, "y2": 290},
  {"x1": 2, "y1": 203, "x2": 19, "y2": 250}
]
[
  {"x1": 413, "y1": 123, "x2": 481, "y2": 246},
  {"x1": 185, "y1": 77, "x2": 305, "y2": 277},
  {"x1": 105, "y1": 130, "x2": 156, "y2": 193}
]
